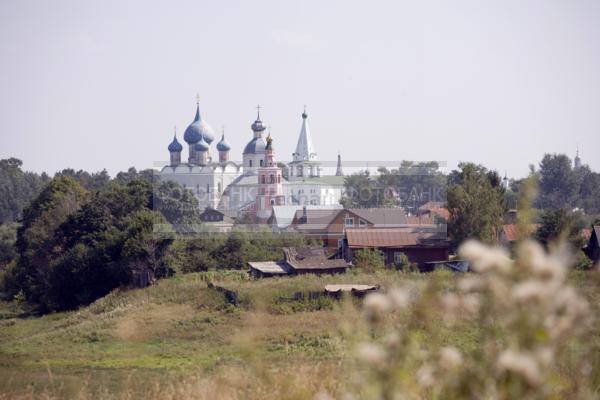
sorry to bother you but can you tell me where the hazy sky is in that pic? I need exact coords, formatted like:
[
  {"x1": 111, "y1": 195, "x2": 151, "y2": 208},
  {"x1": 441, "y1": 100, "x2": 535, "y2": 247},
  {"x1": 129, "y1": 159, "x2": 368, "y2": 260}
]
[{"x1": 1, "y1": 0, "x2": 599, "y2": 178}]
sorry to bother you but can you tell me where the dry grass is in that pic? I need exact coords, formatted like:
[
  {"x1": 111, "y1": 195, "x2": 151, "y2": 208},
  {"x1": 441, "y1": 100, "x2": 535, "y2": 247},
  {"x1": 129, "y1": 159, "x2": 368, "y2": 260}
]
[{"x1": 1, "y1": 267, "x2": 599, "y2": 399}]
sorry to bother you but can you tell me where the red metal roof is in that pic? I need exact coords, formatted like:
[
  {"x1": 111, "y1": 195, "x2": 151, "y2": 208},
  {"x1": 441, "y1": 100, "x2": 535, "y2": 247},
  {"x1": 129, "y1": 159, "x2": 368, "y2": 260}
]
[{"x1": 346, "y1": 228, "x2": 448, "y2": 248}]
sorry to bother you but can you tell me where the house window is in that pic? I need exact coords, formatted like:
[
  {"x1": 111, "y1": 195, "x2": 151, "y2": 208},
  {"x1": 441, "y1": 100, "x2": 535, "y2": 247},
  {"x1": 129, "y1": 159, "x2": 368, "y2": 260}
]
[
  {"x1": 261, "y1": 175, "x2": 266, "y2": 184},
  {"x1": 270, "y1": 174, "x2": 274, "y2": 183},
  {"x1": 394, "y1": 252, "x2": 405, "y2": 264},
  {"x1": 270, "y1": 199, "x2": 275, "y2": 205},
  {"x1": 344, "y1": 217, "x2": 354, "y2": 227},
  {"x1": 249, "y1": 160, "x2": 253, "y2": 167}
]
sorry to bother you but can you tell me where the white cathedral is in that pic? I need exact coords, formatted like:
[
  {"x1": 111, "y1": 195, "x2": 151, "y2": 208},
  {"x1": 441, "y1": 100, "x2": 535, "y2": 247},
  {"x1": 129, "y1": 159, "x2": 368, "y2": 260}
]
[{"x1": 159, "y1": 100, "x2": 345, "y2": 219}]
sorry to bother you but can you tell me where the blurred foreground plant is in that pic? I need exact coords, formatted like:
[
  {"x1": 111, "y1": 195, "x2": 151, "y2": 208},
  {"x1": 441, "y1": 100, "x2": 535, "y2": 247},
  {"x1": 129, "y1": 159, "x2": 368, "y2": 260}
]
[{"x1": 350, "y1": 239, "x2": 598, "y2": 400}]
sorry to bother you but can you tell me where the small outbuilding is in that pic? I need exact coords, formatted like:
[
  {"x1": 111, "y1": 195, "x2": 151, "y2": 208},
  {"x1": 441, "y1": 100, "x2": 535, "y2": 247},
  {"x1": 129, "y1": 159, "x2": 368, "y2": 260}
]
[{"x1": 248, "y1": 246, "x2": 349, "y2": 278}]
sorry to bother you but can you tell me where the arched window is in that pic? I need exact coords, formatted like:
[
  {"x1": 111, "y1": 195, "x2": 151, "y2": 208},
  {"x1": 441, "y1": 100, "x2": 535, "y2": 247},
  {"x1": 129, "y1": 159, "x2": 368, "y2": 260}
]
[
  {"x1": 261, "y1": 175, "x2": 266, "y2": 184},
  {"x1": 260, "y1": 159, "x2": 264, "y2": 167},
  {"x1": 270, "y1": 174, "x2": 274, "y2": 183}
]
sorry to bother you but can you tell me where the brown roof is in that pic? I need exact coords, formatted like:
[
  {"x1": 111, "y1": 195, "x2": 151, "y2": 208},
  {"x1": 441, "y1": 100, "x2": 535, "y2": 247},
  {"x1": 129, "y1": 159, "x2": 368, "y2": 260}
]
[
  {"x1": 501, "y1": 224, "x2": 539, "y2": 242},
  {"x1": 346, "y1": 228, "x2": 448, "y2": 248},
  {"x1": 283, "y1": 247, "x2": 348, "y2": 270},
  {"x1": 348, "y1": 208, "x2": 408, "y2": 227},
  {"x1": 292, "y1": 209, "x2": 341, "y2": 231},
  {"x1": 418, "y1": 202, "x2": 450, "y2": 220}
]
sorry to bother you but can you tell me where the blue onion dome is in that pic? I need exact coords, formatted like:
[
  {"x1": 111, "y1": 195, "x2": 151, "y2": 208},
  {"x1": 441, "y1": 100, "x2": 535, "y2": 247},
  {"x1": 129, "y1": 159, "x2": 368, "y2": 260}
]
[
  {"x1": 194, "y1": 136, "x2": 209, "y2": 152},
  {"x1": 216, "y1": 133, "x2": 231, "y2": 152},
  {"x1": 184, "y1": 103, "x2": 215, "y2": 144},
  {"x1": 251, "y1": 110, "x2": 266, "y2": 132},
  {"x1": 168, "y1": 134, "x2": 183, "y2": 152}
]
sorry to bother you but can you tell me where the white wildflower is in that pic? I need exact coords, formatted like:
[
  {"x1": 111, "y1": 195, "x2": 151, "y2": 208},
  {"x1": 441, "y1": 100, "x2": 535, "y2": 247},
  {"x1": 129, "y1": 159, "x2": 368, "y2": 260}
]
[
  {"x1": 384, "y1": 332, "x2": 401, "y2": 351},
  {"x1": 496, "y1": 349, "x2": 542, "y2": 386},
  {"x1": 364, "y1": 293, "x2": 392, "y2": 321},
  {"x1": 416, "y1": 364, "x2": 435, "y2": 388},
  {"x1": 357, "y1": 343, "x2": 386, "y2": 367},
  {"x1": 458, "y1": 276, "x2": 486, "y2": 293},
  {"x1": 440, "y1": 293, "x2": 460, "y2": 312},
  {"x1": 518, "y1": 240, "x2": 566, "y2": 282},
  {"x1": 314, "y1": 391, "x2": 335, "y2": 400},
  {"x1": 388, "y1": 288, "x2": 411, "y2": 310},
  {"x1": 461, "y1": 294, "x2": 481, "y2": 315},
  {"x1": 511, "y1": 280, "x2": 554, "y2": 304},
  {"x1": 439, "y1": 346, "x2": 463, "y2": 370},
  {"x1": 534, "y1": 347, "x2": 554, "y2": 367},
  {"x1": 459, "y1": 240, "x2": 512, "y2": 274}
]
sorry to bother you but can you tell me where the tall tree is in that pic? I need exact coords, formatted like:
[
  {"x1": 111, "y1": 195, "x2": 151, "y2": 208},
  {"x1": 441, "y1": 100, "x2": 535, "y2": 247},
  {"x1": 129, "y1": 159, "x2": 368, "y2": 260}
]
[
  {"x1": 447, "y1": 163, "x2": 505, "y2": 246},
  {"x1": 537, "y1": 154, "x2": 578, "y2": 209},
  {"x1": 0, "y1": 158, "x2": 49, "y2": 224}
]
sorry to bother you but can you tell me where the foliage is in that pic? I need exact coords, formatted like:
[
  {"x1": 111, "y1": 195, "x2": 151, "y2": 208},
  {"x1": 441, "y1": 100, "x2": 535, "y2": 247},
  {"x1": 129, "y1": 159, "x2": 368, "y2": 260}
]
[
  {"x1": 0, "y1": 158, "x2": 49, "y2": 224},
  {"x1": 447, "y1": 163, "x2": 505, "y2": 246},
  {"x1": 54, "y1": 168, "x2": 111, "y2": 191},
  {"x1": 341, "y1": 162, "x2": 446, "y2": 211},
  {"x1": 5, "y1": 176, "x2": 175, "y2": 312},
  {"x1": 535, "y1": 208, "x2": 585, "y2": 249},
  {"x1": 152, "y1": 180, "x2": 201, "y2": 229},
  {"x1": 536, "y1": 154, "x2": 600, "y2": 213},
  {"x1": 354, "y1": 248, "x2": 385, "y2": 272},
  {"x1": 0, "y1": 223, "x2": 18, "y2": 268},
  {"x1": 172, "y1": 229, "x2": 308, "y2": 272}
]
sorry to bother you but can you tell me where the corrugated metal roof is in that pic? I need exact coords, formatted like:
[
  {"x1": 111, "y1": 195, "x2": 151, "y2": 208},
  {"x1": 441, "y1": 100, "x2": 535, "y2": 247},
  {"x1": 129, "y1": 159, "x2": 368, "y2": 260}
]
[
  {"x1": 248, "y1": 261, "x2": 291, "y2": 274},
  {"x1": 346, "y1": 228, "x2": 448, "y2": 248}
]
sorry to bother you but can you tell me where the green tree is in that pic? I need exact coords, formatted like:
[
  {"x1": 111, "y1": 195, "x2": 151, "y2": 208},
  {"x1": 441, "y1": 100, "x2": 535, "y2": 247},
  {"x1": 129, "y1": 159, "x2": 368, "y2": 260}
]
[
  {"x1": 0, "y1": 223, "x2": 18, "y2": 269},
  {"x1": 0, "y1": 158, "x2": 49, "y2": 223},
  {"x1": 447, "y1": 163, "x2": 505, "y2": 246},
  {"x1": 11, "y1": 177, "x2": 89, "y2": 309},
  {"x1": 535, "y1": 208, "x2": 585, "y2": 249},
  {"x1": 537, "y1": 154, "x2": 578, "y2": 209},
  {"x1": 152, "y1": 180, "x2": 200, "y2": 229}
]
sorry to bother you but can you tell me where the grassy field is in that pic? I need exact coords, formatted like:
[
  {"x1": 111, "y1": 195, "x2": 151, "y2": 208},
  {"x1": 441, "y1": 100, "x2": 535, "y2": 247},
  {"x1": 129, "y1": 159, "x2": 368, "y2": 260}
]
[{"x1": 1, "y1": 269, "x2": 599, "y2": 399}]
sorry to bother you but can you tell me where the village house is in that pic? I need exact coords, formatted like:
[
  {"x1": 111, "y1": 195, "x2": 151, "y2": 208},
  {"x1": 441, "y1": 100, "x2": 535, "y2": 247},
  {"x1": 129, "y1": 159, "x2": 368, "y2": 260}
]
[
  {"x1": 199, "y1": 207, "x2": 234, "y2": 232},
  {"x1": 341, "y1": 227, "x2": 450, "y2": 268},
  {"x1": 248, "y1": 246, "x2": 349, "y2": 278},
  {"x1": 289, "y1": 207, "x2": 413, "y2": 248}
]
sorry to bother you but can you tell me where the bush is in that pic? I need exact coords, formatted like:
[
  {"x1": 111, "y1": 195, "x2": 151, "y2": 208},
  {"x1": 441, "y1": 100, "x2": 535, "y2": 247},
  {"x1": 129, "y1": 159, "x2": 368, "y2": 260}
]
[{"x1": 354, "y1": 249, "x2": 385, "y2": 272}]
